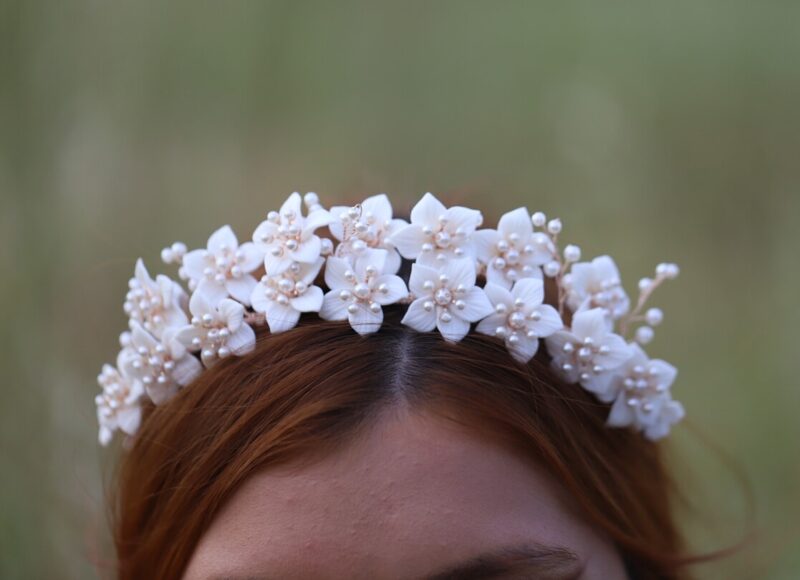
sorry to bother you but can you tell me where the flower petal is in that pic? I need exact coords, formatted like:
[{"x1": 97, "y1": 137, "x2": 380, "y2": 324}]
[
  {"x1": 571, "y1": 308, "x2": 610, "y2": 342},
  {"x1": 437, "y1": 315, "x2": 470, "y2": 343},
  {"x1": 408, "y1": 263, "x2": 440, "y2": 297},
  {"x1": 290, "y1": 235, "x2": 322, "y2": 264},
  {"x1": 252, "y1": 220, "x2": 278, "y2": 245},
  {"x1": 300, "y1": 257, "x2": 326, "y2": 285},
  {"x1": 208, "y1": 225, "x2": 238, "y2": 255},
  {"x1": 457, "y1": 287, "x2": 494, "y2": 322},
  {"x1": 401, "y1": 298, "x2": 437, "y2": 332},
  {"x1": 592, "y1": 255, "x2": 621, "y2": 282},
  {"x1": 134, "y1": 258, "x2": 153, "y2": 285},
  {"x1": 250, "y1": 284, "x2": 271, "y2": 314},
  {"x1": 472, "y1": 229, "x2": 500, "y2": 264},
  {"x1": 607, "y1": 392, "x2": 635, "y2": 427},
  {"x1": 348, "y1": 304, "x2": 384, "y2": 335},
  {"x1": 175, "y1": 325, "x2": 203, "y2": 350},
  {"x1": 227, "y1": 322, "x2": 256, "y2": 355},
  {"x1": 383, "y1": 249, "x2": 402, "y2": 276},
  {"x1": 512, "y1": 277, "x2": 545, "y2": 306},
  {"x1": 218, "y1": 298, "x2": 245, "y2": 331},
  {"x1": 116, "y1": 406, "x2": 142, "y2": 436},
  {"x1": 410, "y1": 192, "x2": 447, "y2": 227},
  {"x1": 485, "y1": 265, "x2": 513, "y2": 290},
  {"x1": 182, "y1": 249, "x2": 208, "y2": 281},
  {"x1": 372, "y1": 275, "x2": 408, "y2": 305},
  {"x1": 443, "y1": 258, "x2": 477, "y2": 290},
  {"x1": 389, "y1": 224, "x2": 427, "y2": 259},
  {"x1": 498, "y1": 207, "x2": 532, "y2": 239},
  {"x1": 194, "y1": 279, "x2": 229, "y2": 307},
  {"x1": 475, "y1": 313, "x2": 507, "y2": 337},
  {"x1": 528, "y1": 304, "x2": 563, "y2": 337},
  {"x1": 444, "y1": 206, "x2": 483, "y2": 234},
  {"x1": 361, "y1": 193, "x2": 393, "y2": 224},
  {"x1": 264, "y1": 254, "x2": 294, "y2": 276},
  {"x1": 290, "y1": 285, "x2": 324, "y2": 312},
  {"x1": 225, "y1": 276, "x2": 257, "y2": 306},
  {"x1": 303, "y1": 209, "x2": 334, "y2": 237},
  {"x1": 320, "y1": 290, "x2": 349, "y2": 321},
  {"x1": 483, "y1": 283, "x2": 513, "y2": 309},
  {"x1": 597, "y1": 334, "x2": 632, "y2": 369},
  {"x1": 509, "y1": 335, "x2": 540, "y2": 363},
  {"x1": 147, "y1": 382, "x2": 179, "y2": 407},
  {"x1": 237, "y1": 242, "x2": 264, "y2": 273},
  {"x1": 172, "y1": 353, "x2": 203, "y2": 386},
  {"x1": 266, "y1": 304, "x2": 302, "y2": 333},
  {"x1": 280, "y1": 192, "x2": 303, "y2": 217},
  {"x1": 355, "y1": 249, "x2": 387, "y2": 278},
  {"x1": 324, "y1": 256, "x2": 353, "y2": 290},
  {"x1": 327, "y1": 205, "x2": 349, "y2": 241}
]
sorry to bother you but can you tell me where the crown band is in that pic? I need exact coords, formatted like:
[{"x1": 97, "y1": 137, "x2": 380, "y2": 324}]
[{"x1": 95, "y1": 192, "x2": 683, "y2": 446}]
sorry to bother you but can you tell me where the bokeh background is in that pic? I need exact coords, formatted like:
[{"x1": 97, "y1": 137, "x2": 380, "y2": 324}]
[{"x1": 2, "y1": 1, "x2": 799, "y2": 578}]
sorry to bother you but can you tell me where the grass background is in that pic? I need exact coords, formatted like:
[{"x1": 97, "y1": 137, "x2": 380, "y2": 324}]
[{"x1": 1, "y1": 1, "x2": 799, "y2": 578}]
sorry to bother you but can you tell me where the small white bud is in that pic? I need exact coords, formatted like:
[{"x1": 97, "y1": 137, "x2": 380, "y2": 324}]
[
  {"x1": 546, "y1": 219, "x2": 562, "y2": 234},
  {"x1": 638, "y1": 277, "x2": 652, "y2": 291},
  {"x1": 645, "y1": 308, "x2": 664, "y2": 326},
  {"x1": 563, "y1": 244, "x2": 581, "y2": 262},
  {"x1": 543, "y1": 261, "x2": 560, "y2": 278},
  {"x1": 531, "y1": 212, "x2": 547, "y2": 227},
  {"x1": 635, "y1": 326, "x2": 655, "y2": 344}
]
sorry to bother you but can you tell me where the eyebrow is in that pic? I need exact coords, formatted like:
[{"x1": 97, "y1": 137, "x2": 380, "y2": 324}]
[
  {"x1": 208, "y1": 543, "x2": 584, "y2": 580},
  {"x1": 422, "y1": 543, "x2": 584, "y2": 580}
]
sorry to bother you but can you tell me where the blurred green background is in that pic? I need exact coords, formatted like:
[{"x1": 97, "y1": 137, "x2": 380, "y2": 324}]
[{"x1": 2, "y1": 1, "x2": 799, "y2": 578}]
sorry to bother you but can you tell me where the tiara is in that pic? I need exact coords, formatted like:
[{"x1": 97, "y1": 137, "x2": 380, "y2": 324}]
[{"x1": 95, "y1": 192, "x2": 684, "y2": 446}]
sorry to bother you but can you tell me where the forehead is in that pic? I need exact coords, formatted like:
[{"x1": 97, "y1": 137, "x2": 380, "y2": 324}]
[{"x1": 185, "y1": 409, "x2": 608, "y2": 579}]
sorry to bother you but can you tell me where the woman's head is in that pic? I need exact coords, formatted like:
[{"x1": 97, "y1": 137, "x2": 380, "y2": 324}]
[{"x1": 112, "y1": 308, "x2": 686, "y2": 579}]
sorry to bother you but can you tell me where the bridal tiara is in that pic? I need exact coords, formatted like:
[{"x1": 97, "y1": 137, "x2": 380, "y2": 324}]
[{"x1": 95, "y1": 192, "x2": 684, "y2": 446}]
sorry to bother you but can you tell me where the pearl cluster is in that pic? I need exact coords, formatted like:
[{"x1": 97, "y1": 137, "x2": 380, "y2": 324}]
[
  {"x1": 259, "y1": 264, "x2": 314, "y2": 306},
  {"x1": 123, "y1": 332, "x2": 179, "y2": 389},
  {"x1": 560, "y1": 338, "x2": 614, "y2": 383},
  {"x1": 335, "y1": 263, "x2": 392, "y2": 317},
  {"x1": 422, "y1": 273, "x2": 467, "y2": 324},
  {"x1": 95, "y1": 364, "x2": 136, "y2": 421},
  {"x1": 621, "y1": 362, "x2": 668, "y2": 411},
  {"x1": 187, "y1": 313, "x2": 236, "y2": 362},
  {"x1": 124, "y1": 278, "x2": 168, "y2": 333},
  {"x1": 335, "y1": 205, "x2": 392, "y2": 257}
]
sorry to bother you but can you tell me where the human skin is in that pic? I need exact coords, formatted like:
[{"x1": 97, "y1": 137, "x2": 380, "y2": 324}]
[{"x1": 184, "y1": 408, "x2": 628, "y2": 580}]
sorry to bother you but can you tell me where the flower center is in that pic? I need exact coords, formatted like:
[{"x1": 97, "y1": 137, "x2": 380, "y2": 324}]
[
  {"x1": 508, "y1": 311, "x2": 527, "y2": 329},
  {"x1": 434, "y1": 287, "x2": 453, "y2": 306}
]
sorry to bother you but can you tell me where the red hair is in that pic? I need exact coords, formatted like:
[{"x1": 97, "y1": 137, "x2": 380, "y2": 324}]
[{"x1": 110, "y1": 307, "x2": 695, "y2": 579}]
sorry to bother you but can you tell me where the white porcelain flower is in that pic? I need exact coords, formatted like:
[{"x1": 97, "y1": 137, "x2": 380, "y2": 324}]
[
  {"x1": 473, "y1": 207, "x2": 554, "y2": 289},
  {"x1": 545, "y1": 308, "x2": 632, "y2": 399},
  {"x1": 95, "y1": 353, "x2": 145, "y2": 446},
  {"x1": 606, "y1": 344, "x2": 683, "y2": 440},
  {"x1": 389, "y1": 193, "x2": 483, "y2": 266},
  {"x1": 253, "y1": 192, "x2": 333, "y2": 276},
  {"x1": 123, "y1": 259, "x2": 188, "y2": 338},
  {"x1": 176, "y1": 292, "x2": 256, "y2": 367},
  {"x1": 251, "y1": 258, "x2": 325, "y2": 333},
  {"x1": 476, "y1": 278, "x2": 564, "y2": 363},
  {"x1": 402, "y1": 259, "x2": 494, "y2": 342},
  {"x1": 121, "y1": 321, "x2": 203, "y2": 405},
  {"x1": 564, "y1": 255, "x2": 630, "y2": 319},
  {"x1": 328, "y1": 194, "x2": 407, "y2": 274},
  {"x1": 320, "y1": 249, "x2": 408, "y2": 335},
  {"x1": 181, "y1": 225, "x2": 264, "y2": 306}
]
